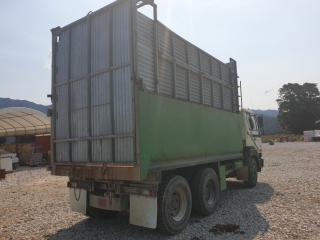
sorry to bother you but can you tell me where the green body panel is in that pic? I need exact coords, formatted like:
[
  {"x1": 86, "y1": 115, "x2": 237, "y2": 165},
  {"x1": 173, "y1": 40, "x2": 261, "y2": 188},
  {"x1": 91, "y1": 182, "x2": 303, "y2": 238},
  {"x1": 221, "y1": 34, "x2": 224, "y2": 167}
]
[
  {"x1": 219, "y1": 165, "x2": 227, "y2": 191},
  {"x1": 138, "y1": 91, "x2": 244, "y2": 179}
]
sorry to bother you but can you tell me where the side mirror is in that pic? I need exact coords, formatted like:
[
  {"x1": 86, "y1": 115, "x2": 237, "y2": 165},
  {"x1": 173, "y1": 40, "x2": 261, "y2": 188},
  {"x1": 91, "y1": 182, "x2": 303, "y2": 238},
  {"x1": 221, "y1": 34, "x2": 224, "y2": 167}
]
[{"x1": 257, "y1": 116, "x2": 264, "y2": 135}]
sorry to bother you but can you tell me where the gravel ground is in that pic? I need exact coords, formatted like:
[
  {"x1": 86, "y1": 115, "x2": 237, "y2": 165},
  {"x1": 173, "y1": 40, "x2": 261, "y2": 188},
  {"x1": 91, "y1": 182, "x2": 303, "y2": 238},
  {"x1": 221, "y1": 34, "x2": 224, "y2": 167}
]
[{"x1": 0, "y1": 142, "x2": 320, "y2": 240}]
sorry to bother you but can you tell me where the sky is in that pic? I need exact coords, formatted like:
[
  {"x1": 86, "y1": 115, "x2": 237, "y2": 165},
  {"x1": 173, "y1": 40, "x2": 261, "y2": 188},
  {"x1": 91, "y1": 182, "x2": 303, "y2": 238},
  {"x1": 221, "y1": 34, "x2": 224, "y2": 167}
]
[{"x1": 0, "y1": 0, "x2": 319, "y2": 110}]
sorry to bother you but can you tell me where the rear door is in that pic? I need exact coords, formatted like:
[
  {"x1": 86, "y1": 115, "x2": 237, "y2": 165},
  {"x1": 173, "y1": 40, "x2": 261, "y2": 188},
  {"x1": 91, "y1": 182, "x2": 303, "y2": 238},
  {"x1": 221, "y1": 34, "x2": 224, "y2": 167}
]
[{"x1": 52, "y1": 0, "x2": 135, "y2": 165}]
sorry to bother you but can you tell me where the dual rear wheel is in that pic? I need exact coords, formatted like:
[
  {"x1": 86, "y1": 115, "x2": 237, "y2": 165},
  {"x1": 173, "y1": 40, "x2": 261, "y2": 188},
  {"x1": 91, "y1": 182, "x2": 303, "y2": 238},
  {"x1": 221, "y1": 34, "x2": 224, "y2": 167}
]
[{"x1": 157, "y1": 168, "x2": 220, "y2": 234}]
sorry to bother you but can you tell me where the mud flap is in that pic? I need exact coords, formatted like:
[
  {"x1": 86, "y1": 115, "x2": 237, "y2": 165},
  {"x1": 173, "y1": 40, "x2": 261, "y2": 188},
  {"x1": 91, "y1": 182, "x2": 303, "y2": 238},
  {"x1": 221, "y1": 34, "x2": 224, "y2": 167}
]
[
  {"x1": 129, "y1": 195, "x2": 157, "y2": 229},
  {"x1": 69, "y1": 188, "x2": 87, "y2": 214}
]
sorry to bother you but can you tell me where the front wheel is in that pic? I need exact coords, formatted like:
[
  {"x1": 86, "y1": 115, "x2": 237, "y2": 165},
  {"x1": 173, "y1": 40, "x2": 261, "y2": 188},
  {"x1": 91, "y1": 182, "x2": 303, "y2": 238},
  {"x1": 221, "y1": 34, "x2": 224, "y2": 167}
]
[
  {"x1": 245, "y1": 157, "x2": 258, "y2": 188},
  {"x1": 157, "y1": 175, "x2": 192, "y2": 235}
]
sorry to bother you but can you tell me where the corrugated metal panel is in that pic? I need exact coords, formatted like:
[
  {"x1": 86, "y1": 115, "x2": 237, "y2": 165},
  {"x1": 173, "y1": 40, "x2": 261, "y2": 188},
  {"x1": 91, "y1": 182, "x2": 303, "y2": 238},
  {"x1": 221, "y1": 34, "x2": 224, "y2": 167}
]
[
  {"x1": 70, "y1": 22, "x2": 89, "y2": 79},
  {"x1": 200, "y1": 52, "x2": 211, "y2": 74},
  {"x1": 223, "y1": 86, "x2": 233, "y2": 111},
  {"x1": 159, "y1": 58, "x2": 173, "y2": 96},
  {"x1": 188, "y1": 45, "x2": 199, "y2": 70},
  {"x1": 137, "y1": 13, "x2": 155, "y2": 91},
  {"x1": 56, "y1": 31, "x2": 69, "y2": 84},
  {"x1": 91, "y1": 10, "x2": 111, "y2": 73},
  {"x1": 158, "y1": 24, "x2": 172, "y2": 57},
  {"x1": 56, "y1": 143, "x2": 69, "y2": 162},
  {"x1": 113, "y1": 66, "x2": 134, "y2": 163},
  {"x1": 134, "y1": 6, "x2": 238, "y2": 114},
  {"x1": 212, "y1": 58, "x2": 221, "y2": 79},
  {"x1": 56, "y1": 85, "x2": 69, "y2": 139},
  {"x1": 113, "y1": 2, "x2": 130, "y2": 65},
  {"x1": 91, "y1": 10, "x2": 113, "y2": 163},
  {"x1": 92, "y1": 139, "x2": 113, "y2": 163},
  {"x1": 112, "y1": 2, "x2": 134, "y2": 163},
  {"x1": 175, "y1": 66, "x2": 188, "y2": 100},
  {"x1": 70, "y1": 78, "x2": 89, "y2": 163},
  {"x1": 189, "y1": 72, "x2": 201, "y2": 103},
  {"x1": 213, "y1": 82, "x2": 222, "y2": 109},
  {"x1": 69, "y1": 20, "x2": 89, "y2": 163},
  {"x1": 53, "y1": 0, "x2": 135, "y2": 164},
  {"x1": 202, "y1": 77, "x2": 212, "y2": 106},
  {"x1": 174, "y1": 36, "x2": 187, "y2": 63},
  {"x1": 91, "y1": 73, "x2": 113, "y2": 163},
  {"x1": 221, "y1": 64, "x2": 230, "y2": 82},
  {"x1": 55, "y1": 30, "x2": 70, "y2": 163}
]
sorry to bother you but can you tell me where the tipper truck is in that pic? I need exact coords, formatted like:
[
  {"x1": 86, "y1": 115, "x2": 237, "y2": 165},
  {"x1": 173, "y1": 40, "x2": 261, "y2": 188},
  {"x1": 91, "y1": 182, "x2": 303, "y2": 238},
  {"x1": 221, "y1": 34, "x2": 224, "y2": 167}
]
[{"x1": 49, "y1": 0, "x2": 264, "y2": 234}]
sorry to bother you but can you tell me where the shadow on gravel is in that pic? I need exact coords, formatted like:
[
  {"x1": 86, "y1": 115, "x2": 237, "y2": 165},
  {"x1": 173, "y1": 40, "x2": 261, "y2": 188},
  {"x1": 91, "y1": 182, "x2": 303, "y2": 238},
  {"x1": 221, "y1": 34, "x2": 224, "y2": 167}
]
[{"x1": 48, "y1": 181, "x2": 273, "y2": 240}]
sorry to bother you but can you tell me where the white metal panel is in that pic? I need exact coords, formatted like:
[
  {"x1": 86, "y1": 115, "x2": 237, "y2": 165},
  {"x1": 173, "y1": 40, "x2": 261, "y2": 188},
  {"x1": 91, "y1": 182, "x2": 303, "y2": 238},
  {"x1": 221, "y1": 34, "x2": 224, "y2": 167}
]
[
  {"x1": 56, "y1": 142, "x2": 69, "y2": 162},
  {"x1": 90, "y1": 10, "x2": 113, "y2": 163},
  {"x1": 113, "y1": 66, "x2": 134, "y2": 163},
  {"x1": 91, "y1": 73, "x2": 113, "y2": 163},
  {"x1": 200, "y1": 52, "x2": 211, "y2": 74},
  {"x1": 91, "y1": 11, "x2": 111, "y2": 73},
  {"x1": 221, "y1": 64, "x2": 230, "y2": 82},
  {"x1": 202, "y1": 78, "x2": 212, "y2": 106},
  {"x1": 159, "y1": 58, "x2": 173, "y2": 96},
  {"x1": 113, "y1": 2, "x2": 130, "y2": 66},
  {"x1": 56, "y1": 31, "x2": 69, "y2": 84},
  {"x1": 189, "y1": 72, "x2": 201, "y2": 103},
  {"x1": 188, "y1": 45, "x2": 200, "y2": 70},
  {"x1": 212, "y1": 58, "x2": 221, "y2": 79},
  {"x1": 174, "y1": 36, "x2": 187, "y2": 63},
  {"x1": 213, "y1": 82, "x2": 222, "y2": 109},
  {"x1": 158, "y1": 24, "x2": 172, "y2": 57},
  {"x1": 223, "y1": 86, "x2": 233, "y2": 111},
  {"x1": 53, "y1": 0, "x2": 135, "y2": 164},
  {"x1": 137, "y1": 13, "x2": 155, "y2": 91},
  {"x1": 175, "y1": 66, "x2": 188, "y2": 100},
  {"x1": 70, "y1": 22, "x2": 89, "y2": 80}
]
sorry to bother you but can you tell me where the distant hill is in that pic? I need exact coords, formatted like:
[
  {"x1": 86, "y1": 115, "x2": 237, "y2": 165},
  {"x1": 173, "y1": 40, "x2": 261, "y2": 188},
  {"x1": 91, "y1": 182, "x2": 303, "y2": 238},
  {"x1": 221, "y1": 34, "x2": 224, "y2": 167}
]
[
  {"x1": 0, "y1": 98, "x2": 49, "y2": 113},
  {"x1": 253, "y1": 109, "x2": 284, "y2": 134},
  {"x1": 253, "y1": 109, "x2": 278, "y2": 118}
]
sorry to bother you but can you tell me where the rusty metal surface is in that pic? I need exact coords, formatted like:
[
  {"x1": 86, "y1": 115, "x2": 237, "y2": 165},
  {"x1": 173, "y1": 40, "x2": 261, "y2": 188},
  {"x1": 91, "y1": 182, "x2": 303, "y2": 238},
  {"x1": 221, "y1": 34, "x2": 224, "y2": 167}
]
[
  {"x1": 0, "y1": 169, "x2": 5, "y2": 180},
  {"x1": 54, "y1": 163, "x2": 140, "y2": 181}
]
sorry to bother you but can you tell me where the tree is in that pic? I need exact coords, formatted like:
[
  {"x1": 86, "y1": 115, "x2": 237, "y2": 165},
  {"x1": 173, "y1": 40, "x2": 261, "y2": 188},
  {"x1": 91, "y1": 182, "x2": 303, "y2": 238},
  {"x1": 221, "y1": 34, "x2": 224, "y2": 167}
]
[{"x1": 277, "y1": 83, "x2": 320, "y2": 134}]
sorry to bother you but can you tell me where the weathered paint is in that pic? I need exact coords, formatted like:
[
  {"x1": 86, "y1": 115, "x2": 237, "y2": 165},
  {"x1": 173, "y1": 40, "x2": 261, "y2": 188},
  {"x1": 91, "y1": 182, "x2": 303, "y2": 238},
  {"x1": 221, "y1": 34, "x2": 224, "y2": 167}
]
[{"x1": 138, "y1": 91, "x2": 243, "y2": 179}]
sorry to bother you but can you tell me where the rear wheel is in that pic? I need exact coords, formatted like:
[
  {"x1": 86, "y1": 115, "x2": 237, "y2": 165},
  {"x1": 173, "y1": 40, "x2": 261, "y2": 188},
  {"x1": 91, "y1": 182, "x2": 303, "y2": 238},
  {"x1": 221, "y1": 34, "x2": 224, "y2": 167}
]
[
  {"x1": 157, "y1": 175, "x2": 192, "y2": 235},
  {"x1": 191, "y1": 168, "x2": 220, "y2": 216},
  {"x1": 245, "y1": 157, "x2": 258, "y2": 188}
]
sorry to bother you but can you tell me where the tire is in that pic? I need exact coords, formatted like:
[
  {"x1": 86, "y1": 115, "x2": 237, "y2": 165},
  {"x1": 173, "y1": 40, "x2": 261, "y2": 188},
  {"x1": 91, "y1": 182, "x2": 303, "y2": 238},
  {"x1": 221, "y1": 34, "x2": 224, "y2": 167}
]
[
  {"x1": 245, "y1": 157, "x2": 258, "y2": 188},
  {"x1": 157, "y1": 175, "x2": 192, "y2": 235},
  {"x1": 191, "y1": 168, "x2": 220, "y2": 216}
]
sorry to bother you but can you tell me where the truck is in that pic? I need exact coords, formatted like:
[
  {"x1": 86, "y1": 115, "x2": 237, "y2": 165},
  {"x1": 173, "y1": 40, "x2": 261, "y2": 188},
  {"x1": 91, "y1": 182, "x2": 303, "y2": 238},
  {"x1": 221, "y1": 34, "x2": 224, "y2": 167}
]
[{"x1": 49, "y1": 0, "x2": 264, "y2": 234}]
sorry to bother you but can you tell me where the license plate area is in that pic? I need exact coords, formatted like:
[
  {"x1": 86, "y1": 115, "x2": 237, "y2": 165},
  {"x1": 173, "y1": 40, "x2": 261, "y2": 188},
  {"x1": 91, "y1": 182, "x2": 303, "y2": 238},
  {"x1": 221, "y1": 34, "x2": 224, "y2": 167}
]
[{"x1": 89, "y1": 193, "x2": 126, "y2": 211}]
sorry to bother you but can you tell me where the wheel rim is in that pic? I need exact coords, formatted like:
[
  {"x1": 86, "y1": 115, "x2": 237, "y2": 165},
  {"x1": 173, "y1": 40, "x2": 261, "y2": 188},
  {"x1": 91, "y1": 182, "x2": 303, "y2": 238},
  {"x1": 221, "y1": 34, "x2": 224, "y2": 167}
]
[
  {"x1": 170, "y1": 186, "x2": 188, "y2": 222},
  {"x1": 204, "y1": 179, "x2": 216, "y2": 205}
]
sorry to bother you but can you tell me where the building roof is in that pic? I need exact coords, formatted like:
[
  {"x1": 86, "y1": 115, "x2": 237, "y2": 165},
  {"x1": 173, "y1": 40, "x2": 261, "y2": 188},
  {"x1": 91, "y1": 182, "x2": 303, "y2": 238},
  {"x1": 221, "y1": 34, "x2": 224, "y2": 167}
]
[{"x1": 0, "y1": 107, "x2": 50, "y2": 137}]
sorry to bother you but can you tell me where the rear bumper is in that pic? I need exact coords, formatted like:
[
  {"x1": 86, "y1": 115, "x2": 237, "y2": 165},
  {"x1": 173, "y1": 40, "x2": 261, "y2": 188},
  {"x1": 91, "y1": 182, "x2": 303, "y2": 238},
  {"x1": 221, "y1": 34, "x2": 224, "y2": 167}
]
[{"x1": 53, "y1": 163, "x2": 141, "y2": 182}]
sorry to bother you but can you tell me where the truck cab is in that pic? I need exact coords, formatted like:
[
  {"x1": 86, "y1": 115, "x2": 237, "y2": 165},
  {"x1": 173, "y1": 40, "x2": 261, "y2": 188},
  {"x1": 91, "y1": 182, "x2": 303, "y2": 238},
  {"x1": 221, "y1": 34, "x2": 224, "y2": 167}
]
[{"x1": 237, "y1": 109, "x2": 264, "y2": 186}]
